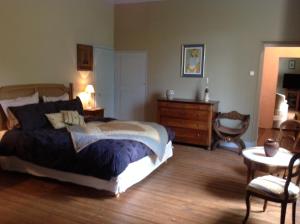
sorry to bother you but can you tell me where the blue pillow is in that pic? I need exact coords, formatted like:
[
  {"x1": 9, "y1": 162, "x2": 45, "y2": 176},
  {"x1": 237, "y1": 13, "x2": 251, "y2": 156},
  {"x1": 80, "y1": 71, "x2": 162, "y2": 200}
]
[
  {"x1": 9, "y1": 102, "x2": 57, "y2": 131},
  {"x1": 9, "y1": 97, "x2": 84, "y2": 131},
  {"x1": 55, "y1": 97, "x2": 84, "y2": 115}
]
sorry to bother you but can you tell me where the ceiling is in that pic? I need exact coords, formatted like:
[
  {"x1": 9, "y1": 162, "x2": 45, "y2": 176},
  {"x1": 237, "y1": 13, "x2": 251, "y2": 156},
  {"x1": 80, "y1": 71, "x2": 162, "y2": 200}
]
[{"x1": 113, "y1": 0, "x2": 161, "y2": 4}]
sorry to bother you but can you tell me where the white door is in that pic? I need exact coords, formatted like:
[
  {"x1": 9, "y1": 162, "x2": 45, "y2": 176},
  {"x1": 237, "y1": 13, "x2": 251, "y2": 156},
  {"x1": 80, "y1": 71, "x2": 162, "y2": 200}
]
[
  {"x1": 115, "y1": 52, "x2": 147, "y2": 121},
  {"x1": 94, "y1": 47, "x2": 114, "y2": 117}
]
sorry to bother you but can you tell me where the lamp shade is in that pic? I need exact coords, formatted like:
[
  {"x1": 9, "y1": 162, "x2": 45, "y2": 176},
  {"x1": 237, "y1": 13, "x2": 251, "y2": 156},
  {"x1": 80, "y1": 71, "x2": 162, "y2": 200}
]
[{"x1": 85, "y1": 84, "x2": 95, "y2": 94}]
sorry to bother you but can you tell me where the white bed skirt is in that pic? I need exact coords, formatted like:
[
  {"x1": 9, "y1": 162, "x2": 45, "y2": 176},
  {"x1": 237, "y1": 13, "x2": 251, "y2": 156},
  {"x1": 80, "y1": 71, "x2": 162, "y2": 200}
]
[{"x1": 0, "y1": 141, "x2": 173, "y2": 195}]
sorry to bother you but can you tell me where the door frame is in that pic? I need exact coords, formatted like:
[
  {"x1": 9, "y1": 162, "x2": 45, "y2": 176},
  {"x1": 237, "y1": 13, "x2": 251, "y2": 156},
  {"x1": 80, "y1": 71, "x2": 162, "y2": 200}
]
[
  {"x1": 93, "y1": 46, "x2": 115, "y2": 117},
  {"x1": 114, "y1": 51, "x2": 148, "y2": 120},
  {"x1": 254, "y1": 41, "x2": 300, "y2": 143}
]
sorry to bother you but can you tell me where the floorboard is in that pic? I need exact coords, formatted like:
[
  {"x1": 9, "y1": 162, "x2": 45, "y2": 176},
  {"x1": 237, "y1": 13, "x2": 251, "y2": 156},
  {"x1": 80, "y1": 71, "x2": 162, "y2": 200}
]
[{"x1": 0, "y1": 144, "x2": 299, "y2": 224}]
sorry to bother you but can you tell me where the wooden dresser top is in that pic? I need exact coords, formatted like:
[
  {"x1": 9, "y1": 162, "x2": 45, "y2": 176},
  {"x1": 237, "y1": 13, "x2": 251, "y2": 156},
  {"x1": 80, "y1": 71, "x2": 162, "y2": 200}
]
[{"x1": 158, "y1": 97, "x2": 219, "y2": 105}]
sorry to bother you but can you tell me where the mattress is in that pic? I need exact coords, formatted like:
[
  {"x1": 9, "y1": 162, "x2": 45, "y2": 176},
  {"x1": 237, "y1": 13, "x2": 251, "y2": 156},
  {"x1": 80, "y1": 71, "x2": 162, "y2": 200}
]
[{"x1": 0, "y1": 141, "x2": 173, "y2": 195}]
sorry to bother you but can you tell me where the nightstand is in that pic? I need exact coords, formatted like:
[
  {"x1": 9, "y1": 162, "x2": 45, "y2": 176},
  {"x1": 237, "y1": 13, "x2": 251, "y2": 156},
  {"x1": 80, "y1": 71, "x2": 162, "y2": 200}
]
[{"x1": 84, "y1": 108, "x2": 104, "y2": 120}]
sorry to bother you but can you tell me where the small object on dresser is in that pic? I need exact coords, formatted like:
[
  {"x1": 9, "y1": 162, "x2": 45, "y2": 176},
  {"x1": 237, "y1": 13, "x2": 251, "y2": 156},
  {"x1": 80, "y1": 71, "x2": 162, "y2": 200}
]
[
  {"x1": 166, "y1": 89, "x2": 175, "y2": 100},
  {"x1": 84, "y1": 108, "x2": 104, "y2": 121},
  {"x1": 204, "y1": 87, "x2": 209, "y2": 102},
  {"x1": 264, "y1": 138, "x2": 279, "y2": 157}
]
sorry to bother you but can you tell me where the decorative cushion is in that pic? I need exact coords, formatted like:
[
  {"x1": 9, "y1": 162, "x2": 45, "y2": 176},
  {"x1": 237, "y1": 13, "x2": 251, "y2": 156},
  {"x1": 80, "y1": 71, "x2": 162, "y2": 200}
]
[
  {"x1": 55, "y1": 97, "x2": 84, "y2": 115},
  {"x1": 247, "y1": 175, "x2": 299, "y2": 200},
  {"x1": 43, "y1": 93, "x2": 69, "y2": 102},
  {"x1": 45, "y1": 113, "x2": 67, "y2": 129},
  {"x1": 6, "y1": 109, "x2": 20, "y2": 129},
  {"x1": 62, "y1": 110, "x2": 85, "y2": 126}
]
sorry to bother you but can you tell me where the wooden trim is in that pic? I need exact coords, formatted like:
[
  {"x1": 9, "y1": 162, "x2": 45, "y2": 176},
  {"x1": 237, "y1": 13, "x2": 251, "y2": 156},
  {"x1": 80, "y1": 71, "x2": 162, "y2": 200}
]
[{"x1": 262, "y1": 41, "x2": 300, "y2": 47}]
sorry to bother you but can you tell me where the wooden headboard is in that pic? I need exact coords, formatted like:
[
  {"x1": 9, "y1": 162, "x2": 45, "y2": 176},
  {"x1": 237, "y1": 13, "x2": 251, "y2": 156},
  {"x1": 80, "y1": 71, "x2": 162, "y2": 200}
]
[{"x1": 0, "y1": 83, "x2": 73, "y2": 130}]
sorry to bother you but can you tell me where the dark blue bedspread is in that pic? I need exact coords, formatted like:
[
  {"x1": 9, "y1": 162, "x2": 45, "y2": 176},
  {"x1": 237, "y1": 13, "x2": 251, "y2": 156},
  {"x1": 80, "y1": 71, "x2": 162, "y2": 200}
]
[{"x1": 0, "y1": 123, "x2": 174, "y2": 180}]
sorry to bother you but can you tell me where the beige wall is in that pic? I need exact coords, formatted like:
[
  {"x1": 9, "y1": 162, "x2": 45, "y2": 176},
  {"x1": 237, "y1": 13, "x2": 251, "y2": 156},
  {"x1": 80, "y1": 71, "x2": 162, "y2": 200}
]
[
  {"x1": 259, "y1": 47, "x2": 300, "y2": 128},
  {"x1": 115, "y1": 0, "x2": 300, "y2": 143},
  {"x1": 0, "y1": 0, "x2": 114, "y2": 96}
]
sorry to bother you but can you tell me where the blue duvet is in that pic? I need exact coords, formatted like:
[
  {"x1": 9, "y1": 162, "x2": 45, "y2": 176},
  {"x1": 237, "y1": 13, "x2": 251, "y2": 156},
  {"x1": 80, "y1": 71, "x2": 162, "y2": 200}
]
[{"x1": 0, "y1": 125, "x2": 174, "y2": 180}]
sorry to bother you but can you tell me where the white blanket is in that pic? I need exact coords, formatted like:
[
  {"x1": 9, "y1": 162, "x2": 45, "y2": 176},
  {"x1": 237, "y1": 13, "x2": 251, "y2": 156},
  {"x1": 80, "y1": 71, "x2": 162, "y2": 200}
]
[{"x1": 67, "y1": 121, "x2": 169, "y2": 160}]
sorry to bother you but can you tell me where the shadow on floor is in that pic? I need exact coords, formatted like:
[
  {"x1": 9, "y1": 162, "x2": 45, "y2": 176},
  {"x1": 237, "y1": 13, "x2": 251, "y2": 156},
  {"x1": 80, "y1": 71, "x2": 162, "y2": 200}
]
[
  {"x1": 204, "y1": 178, "x2": 246, "y2": 200},
  {"x1": 0, "y1": 170, "x2": 29, "y2": 190},
  {"x1": 211, "y1": 210, "x2": 273, "y2": 224},
  {"x1": 0, "y1": 170, "x2": 115, "y2": 200},
  {"x1": 231, "y1": 165, "x2": 248, "y2": 178}
]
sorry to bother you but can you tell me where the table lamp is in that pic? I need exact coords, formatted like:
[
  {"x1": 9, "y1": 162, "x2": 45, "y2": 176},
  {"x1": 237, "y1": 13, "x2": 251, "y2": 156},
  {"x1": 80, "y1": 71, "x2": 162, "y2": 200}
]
[{"x1": 85, "y1": 84, "x2": 95, "y2": 109}]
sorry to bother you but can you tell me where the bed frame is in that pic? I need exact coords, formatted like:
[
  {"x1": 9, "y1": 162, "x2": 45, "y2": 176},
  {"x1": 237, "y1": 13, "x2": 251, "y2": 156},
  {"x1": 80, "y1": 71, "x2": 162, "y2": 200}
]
[
  {"x1": 0, "y1": 83, "x2": 73, "y2": 130},
  {"x1": 0, "y1": 83, "x2": 173, "y2": 196}
]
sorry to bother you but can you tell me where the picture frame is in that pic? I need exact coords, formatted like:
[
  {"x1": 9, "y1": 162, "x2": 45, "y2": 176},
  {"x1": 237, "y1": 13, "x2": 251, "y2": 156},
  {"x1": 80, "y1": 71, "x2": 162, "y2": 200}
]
[
  {"x1": 77, "y1": 44, "x2": 93, "y2": 71},
  {"x1": 288, "y1": 60, "x2": 296, "y2": 70},
  {"x1": 181, "y1": 44, "x2": 205, "y2": 77}
]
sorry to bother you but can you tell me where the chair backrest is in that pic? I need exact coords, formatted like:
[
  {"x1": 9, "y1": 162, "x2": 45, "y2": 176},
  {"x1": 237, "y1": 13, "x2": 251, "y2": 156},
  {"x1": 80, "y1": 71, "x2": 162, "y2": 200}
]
[
  {"x1": 284, "y1": 153, "x2": 300, "y2": 199},
  {"x1": 213, "y1": 111, "x2": 250, "y2": 139},
  {"x1": 217, "y1": 111, "x2": 250, "y2": 121},
  {"x1": 278, "y1": 120, "x2": 300, "y2": 152}
]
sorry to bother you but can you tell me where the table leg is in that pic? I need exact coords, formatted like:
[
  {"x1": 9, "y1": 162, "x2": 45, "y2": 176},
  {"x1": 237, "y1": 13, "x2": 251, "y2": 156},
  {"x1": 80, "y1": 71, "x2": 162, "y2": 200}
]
[
  {"x1": 263, "y1": 200, "x2": 268, "y2": 212},
  {"x1": 246, "y1": 164, "x2": 252, "y2": 184},
  {"x1": 251, "y1": 169, "x2": 255, "y2": 180},
  {"x1": 246, "y1": 163, "x2": 255, "y2": 184}
]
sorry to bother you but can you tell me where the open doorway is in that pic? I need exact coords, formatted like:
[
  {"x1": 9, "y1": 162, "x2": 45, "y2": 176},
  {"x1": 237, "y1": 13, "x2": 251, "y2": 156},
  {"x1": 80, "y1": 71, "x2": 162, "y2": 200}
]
[{"x1": 257, "y1": 45, "x2": 300, "y2": 143}]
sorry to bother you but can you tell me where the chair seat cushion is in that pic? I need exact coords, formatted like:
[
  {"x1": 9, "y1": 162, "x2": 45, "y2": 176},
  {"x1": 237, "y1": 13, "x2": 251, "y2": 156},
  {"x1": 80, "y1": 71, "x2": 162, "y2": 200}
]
[
  {"x1": 218, "y1": 125, "x2": 241, "y2": 136},
  {"x1": 247, "y1": 175, "x2": 299, "y2": 200}
]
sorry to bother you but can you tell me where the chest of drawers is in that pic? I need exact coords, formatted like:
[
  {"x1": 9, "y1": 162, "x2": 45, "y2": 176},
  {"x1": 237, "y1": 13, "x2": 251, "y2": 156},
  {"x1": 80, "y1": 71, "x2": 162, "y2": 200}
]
[{"x1": 157, "y1": 98, "x2": 219, "y2": 150}]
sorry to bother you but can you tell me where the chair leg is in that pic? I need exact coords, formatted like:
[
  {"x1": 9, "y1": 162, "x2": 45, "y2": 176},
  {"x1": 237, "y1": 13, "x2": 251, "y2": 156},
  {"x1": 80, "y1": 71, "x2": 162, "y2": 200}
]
[
  {"x1": 263, "y1": 200, "x2": 268, "y2": 212},
  {"x1": 243, "y1": 192, "x2": 251, "y2": 224},
  {"x1": 292, "y1": 202, "x2": 297, "y2": 224},
  {"x1": 236, "y1": 138, "x2": 246, "y2": 154},
  {"x1": 212, "y1": 140, "x2": 220, "y2": 150},
  {"x1": 281, "y1": 203, "x2": 287, "y2": 224}
]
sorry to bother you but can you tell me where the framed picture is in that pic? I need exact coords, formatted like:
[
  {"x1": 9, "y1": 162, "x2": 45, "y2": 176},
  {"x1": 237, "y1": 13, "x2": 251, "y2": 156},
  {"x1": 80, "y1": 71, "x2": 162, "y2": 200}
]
[
  {"x1": 288, "y1": 60, "x2": 296, "y2": 70},
  {"x1": 77, "y1": 44, "x2": 93, "y2": 71},
  {"x1": 181, "y1": 44, "x2": 205, "y2": 77}
]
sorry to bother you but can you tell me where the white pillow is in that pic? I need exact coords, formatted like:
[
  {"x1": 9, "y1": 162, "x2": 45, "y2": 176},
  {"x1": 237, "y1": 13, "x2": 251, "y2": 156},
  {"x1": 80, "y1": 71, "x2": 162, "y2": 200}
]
[
  {"x1": 0, "y1": 92, "x2": 39, "y2": 117},
  {"x1": 45, "y1": 112, "x2": 67, "y2": 129},
  {"x1": 43, "y1": 93, "x2": 69, "y2": 102}
]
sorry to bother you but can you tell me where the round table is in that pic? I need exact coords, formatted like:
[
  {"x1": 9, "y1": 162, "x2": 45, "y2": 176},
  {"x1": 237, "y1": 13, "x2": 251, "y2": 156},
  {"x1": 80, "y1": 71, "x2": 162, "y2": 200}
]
[{"x1": 242, "y1": 146, "x2": 299, "y2": 183}]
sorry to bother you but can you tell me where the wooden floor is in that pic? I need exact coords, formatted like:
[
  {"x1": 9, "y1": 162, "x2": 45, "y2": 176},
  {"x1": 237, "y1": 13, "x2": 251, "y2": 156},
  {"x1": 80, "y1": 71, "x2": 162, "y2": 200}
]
[{"x1": 0, "y1": 144, "x2": 299, "y2": 224}]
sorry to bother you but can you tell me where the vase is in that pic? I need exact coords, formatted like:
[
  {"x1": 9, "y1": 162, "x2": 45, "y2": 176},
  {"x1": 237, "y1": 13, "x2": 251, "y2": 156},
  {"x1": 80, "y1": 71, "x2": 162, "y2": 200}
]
[
  {"x1": 264, "y1": 138, "x2": 279, "y2": 157},
  {"x1": 166, "y1": 89, "x2": 175, "y2": 100}
]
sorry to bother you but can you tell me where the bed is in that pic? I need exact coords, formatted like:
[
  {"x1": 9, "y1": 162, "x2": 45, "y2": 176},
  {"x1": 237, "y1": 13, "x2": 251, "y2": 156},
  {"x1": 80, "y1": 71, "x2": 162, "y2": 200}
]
[{"x1": 0, "y1": 83, "x2": 173, "y2": 196}]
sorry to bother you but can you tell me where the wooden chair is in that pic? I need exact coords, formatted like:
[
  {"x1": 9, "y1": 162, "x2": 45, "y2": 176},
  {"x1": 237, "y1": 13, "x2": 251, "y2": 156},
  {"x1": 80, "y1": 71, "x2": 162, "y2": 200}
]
[
  {"x1": 243, "y1": 153, "x2": 300, "y2": 224},
  {"x1": 277, "y1": 120, "x2": 300, "y2": 152},
  {"x1": 212, "y1": 111, "x2": 250, "y2": 153}
]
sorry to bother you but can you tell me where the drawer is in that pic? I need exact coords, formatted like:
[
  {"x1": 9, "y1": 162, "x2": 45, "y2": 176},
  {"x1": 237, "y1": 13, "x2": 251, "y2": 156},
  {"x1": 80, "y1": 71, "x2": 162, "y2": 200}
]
[
  {"x1": 158, "y1": 101, "x2": 210, "y2": 111},
  {"x1": 172, "y1": 127, "x2": 208, "y2": 139},
  {"x1": 160, "y1": 117, "x2": 208, "y2": 130},
  {"x1": 159, "y1": 108, "x2": 209, "y2": 120},
  {"x1": 172, "y1": 127, "x2": 209, "y2": 145},
  {"x1": 175, "y1": 136, "x2": 209, "y2": 146}
]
